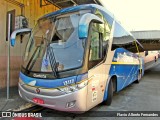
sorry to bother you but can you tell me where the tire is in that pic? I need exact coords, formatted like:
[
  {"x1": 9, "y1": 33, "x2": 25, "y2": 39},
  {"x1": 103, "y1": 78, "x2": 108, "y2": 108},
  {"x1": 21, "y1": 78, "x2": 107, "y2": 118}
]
[
  {"x1": 135, "y1": 70, "x2": 142, "y2": 83},
  {"x1": 103, "y1": 79, "x2": 113, "y2": 106},
  {"x1": 155, "y1": 56, "x2": 157, "y2": 62}
]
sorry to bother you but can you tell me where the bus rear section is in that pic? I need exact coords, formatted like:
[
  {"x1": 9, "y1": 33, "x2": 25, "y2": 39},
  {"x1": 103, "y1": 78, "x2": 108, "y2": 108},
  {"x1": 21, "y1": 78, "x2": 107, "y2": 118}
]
[{"x1": 143, "y1": 51, "x2": 160, "y2": 70}]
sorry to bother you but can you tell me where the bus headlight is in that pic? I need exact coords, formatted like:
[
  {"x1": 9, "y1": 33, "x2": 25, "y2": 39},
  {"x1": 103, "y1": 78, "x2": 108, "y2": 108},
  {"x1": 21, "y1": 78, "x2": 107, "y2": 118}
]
[
  {"x1": 58, "y1": 80, "x2": 88, "y2": 94},
  {"x1": 77, "y1": 80, "x2": 88, "y2": 89},
  {"x1": 59, "y1": 85, "x2": 77, "y2": 93}
]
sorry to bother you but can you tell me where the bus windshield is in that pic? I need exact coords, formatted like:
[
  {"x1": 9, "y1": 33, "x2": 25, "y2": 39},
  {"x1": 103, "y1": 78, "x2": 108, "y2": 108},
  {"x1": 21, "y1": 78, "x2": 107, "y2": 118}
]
[{"x1": 23, "y1": 11, "x2": 87, "y2": 74}]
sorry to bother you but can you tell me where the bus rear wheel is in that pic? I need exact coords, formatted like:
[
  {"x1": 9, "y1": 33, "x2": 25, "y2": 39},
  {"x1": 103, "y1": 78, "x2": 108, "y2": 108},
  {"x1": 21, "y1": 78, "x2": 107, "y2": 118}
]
[
  {"x1": 104, "y1": 79, "x2": 113, "y2": 106},
  {"x1": 135, "y1": 70, "x2": 142, "y2": 83}
]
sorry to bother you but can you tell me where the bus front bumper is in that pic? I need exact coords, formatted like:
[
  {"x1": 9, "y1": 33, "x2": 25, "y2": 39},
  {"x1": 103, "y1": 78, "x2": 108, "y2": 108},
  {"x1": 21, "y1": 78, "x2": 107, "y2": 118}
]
[{"x1": 18, "y1": 83, "x2": 87, "y2": 112}]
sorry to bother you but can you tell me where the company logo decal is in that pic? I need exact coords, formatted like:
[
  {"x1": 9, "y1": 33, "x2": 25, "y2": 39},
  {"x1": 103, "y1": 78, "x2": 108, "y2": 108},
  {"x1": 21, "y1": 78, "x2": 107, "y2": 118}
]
[
  {"x1": 33, "y1": 74, "x2": 46, "y2": 78},
  {"x1": 36, "y1": 88, "x2": 40, "y2": 94}
]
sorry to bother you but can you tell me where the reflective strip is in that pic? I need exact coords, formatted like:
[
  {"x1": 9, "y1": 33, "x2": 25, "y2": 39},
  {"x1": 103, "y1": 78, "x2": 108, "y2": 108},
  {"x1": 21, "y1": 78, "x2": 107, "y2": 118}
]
[{"x1": 111, "y1": 62, "x2": 139, "y2": 65}]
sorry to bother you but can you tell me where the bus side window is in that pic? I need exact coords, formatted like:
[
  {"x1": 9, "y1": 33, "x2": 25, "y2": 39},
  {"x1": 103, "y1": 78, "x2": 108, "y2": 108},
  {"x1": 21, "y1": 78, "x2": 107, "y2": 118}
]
[{"x1": 88, "y1": 23, "x2": 103, "y2": 69}]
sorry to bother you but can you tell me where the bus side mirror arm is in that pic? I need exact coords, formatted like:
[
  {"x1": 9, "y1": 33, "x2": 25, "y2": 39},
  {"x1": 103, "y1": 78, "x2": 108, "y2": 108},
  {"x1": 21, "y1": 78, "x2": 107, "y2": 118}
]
[
  {"x1": 11, "y1": 28, "x2": 32, "y2": 47},
  {"x1": 78, "y1": 13, "x2": 103, "y2": 39}
]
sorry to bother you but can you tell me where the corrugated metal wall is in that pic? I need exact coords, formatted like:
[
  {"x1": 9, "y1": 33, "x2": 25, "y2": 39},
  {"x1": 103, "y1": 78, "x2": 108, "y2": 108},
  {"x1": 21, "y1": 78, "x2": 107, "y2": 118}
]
[
  {"x1": 131, "y1": 30, "x2": 160, "y2": 39},
  {"x1": 0, "y1": 0, "x2": 58, "y2": 89}
]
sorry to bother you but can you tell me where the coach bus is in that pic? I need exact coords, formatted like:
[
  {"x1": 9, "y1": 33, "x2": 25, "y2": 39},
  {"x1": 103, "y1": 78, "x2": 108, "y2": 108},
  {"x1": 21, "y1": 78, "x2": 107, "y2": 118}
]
[
  {"x1": 142, "y1": 51, "x2": 159, "y2": 70},
  {"x1": 11, "y1": 4, "x2": 144, "y2": 112}
]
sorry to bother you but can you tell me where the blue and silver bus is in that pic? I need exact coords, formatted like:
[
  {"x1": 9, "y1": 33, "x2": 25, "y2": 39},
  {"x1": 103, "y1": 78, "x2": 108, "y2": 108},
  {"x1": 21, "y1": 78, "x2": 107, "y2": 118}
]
[{"x1": 11, "y1": 4, "x2": 144, "y2": 112}]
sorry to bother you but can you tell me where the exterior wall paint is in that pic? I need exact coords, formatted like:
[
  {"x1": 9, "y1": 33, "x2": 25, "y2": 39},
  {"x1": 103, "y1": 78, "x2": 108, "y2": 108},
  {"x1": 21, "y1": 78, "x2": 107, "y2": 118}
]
[{"x1": 0, "y1": 0, "x2": 58, "y2": 89}]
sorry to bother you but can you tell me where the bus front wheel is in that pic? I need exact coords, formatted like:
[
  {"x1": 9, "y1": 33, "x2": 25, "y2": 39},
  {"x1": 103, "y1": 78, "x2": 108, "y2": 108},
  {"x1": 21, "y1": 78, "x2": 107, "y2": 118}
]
[{"x1": 104, "y1": 79, "x2": 113, "y2": 106}]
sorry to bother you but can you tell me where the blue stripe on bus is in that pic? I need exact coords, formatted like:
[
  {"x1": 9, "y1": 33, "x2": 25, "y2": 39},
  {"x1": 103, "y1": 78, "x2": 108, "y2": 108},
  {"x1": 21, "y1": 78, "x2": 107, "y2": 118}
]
[
  {"x1": 41, "y1": 4, "x2": 113, "y2": 20},
  {"x1": 76, "y1": 73, "x2": 88, "y2": 83},
  {"x1": 19, "y1": 72, "x2": 88, "y2": 88},
  {"x1": 19, "y1": 72, "x2": 77, "y2": 88},
  {"x1": 103, "y1": 48, "x2": 144, "y2": 101},
  {"x1": 103, "y1": 64, "x2": 139, "y2": 101}
]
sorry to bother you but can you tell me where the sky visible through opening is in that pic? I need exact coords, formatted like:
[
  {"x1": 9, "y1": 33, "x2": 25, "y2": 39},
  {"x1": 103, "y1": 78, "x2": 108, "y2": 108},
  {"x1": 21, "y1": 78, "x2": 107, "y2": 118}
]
[{"x1": 100, "y1": 0, "x2": 160, "y2": 31}]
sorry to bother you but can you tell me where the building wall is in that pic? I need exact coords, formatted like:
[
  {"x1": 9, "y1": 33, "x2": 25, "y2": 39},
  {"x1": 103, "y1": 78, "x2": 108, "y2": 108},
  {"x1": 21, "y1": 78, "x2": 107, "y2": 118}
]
[{"x1": 0, "y1": 0, "x2": 58, "y2": 89}]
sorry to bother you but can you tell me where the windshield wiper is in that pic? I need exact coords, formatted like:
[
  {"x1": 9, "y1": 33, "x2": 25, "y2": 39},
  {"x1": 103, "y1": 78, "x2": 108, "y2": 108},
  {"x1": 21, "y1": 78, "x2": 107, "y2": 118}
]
[
  {"x1": 26, "y1": 39, "x2": 45, "y2": 73},
  {"x1": 25, "y1": 46, "x2": 40, "y2": 72},
  {"x1": 46, "y1": 46, "x2": 58, "y2": 77}
]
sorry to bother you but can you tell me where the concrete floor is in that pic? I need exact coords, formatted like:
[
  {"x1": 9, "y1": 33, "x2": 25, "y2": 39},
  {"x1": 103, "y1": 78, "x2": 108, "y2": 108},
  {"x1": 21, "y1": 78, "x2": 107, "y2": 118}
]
[{"x1": 0, "y1": 87, "x2": 27, "y2": 111}]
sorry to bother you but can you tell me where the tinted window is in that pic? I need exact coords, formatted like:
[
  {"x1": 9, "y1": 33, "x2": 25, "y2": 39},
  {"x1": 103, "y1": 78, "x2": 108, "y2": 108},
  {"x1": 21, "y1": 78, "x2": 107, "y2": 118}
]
[
  {"x1": 89, "y1": 23, "x2": 102, "y2": 61},
  {"x1": 113, "y1": 22, "x2": 133, "y2": 44},
  {"x1": 112, "y1": 22, "x2": 142, "y2": 52},
  {"x1": 88, "y1": 10, "x2": 112, "y2": 69}
]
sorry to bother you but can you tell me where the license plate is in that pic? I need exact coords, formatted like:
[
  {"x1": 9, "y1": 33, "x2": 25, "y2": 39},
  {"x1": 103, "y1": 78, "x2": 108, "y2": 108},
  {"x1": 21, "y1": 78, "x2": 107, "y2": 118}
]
[{"x1": 32, "y1": 98, "x2": 44, "y2": 104}]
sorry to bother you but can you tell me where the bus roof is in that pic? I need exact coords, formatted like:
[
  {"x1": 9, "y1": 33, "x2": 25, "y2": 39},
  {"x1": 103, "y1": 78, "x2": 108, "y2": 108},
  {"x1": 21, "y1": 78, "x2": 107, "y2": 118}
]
[{"x1": 39, "y1": 4, "x2": 114, "y2": 20}]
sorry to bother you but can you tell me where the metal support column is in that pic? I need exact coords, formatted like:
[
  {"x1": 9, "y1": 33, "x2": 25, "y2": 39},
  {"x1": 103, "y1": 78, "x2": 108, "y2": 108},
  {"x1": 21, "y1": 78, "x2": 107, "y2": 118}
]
[{"x1": 7, "y1": 13, "x2": 11, "y2": 99}]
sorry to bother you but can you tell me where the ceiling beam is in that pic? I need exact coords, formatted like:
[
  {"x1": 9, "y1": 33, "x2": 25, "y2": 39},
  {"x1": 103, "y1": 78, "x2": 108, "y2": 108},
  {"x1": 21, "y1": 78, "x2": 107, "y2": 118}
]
[{"x1": 46, "y1": 0, "x2": 102, "y2": 8}]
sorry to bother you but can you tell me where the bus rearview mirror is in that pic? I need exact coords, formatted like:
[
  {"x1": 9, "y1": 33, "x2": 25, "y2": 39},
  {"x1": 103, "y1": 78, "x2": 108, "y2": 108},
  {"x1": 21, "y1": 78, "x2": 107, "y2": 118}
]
[
  {"x1": 78, "y1": 13, "x2": 103, "y2": 39},
  {"x1": 10, "y1": 28, "x2": 32, "y2": 47}
]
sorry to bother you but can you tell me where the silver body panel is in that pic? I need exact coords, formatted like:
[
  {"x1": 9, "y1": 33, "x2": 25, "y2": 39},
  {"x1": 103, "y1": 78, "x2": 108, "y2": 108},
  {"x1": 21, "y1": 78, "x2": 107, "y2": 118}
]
[{"x1": 19, "y1": 83, "x2": 88, "y2": 112}]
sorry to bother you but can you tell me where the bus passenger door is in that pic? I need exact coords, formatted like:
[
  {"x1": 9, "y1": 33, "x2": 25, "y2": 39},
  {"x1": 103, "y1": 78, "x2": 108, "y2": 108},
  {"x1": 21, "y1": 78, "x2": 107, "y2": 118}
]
[{"x1": 86, "y1": 22, "x2": 108, "y2": 110}]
